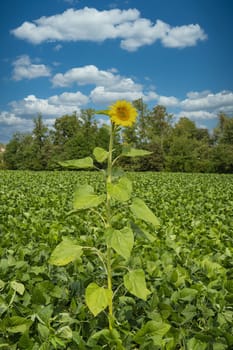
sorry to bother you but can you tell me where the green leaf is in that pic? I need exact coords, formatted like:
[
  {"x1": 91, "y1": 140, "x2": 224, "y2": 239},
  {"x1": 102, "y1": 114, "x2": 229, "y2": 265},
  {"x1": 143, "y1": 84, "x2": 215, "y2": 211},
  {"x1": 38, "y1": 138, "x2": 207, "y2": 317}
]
[
  {"x1": 0, "y1": 280, "x2": 5, "y2": 290},
  {"x1": 38, "y1": 324, "x2": 50, "y2": 339},
  {"x1": 187, "y1": 338, "x2": 208, "y2": 350},
  {"x1": 131, "y1": 222, "x2": 156, "y2": 242},
  {"x1": 130, "y1": 198, "x2": 160, "y2": 227},
  {"x1": 49, "y1": 238, "x2": 83, "y2": 266},
  {"x1": 122, "y1": 146, "x2": 152, "y2": 157},
  {"x1": 18, "y1": 332, "x2": 34, "y2": 349},
  {"x1": 73, "y1": 184, "x2": 105, "y2": 210},
  {"x1": 213, "y1": 343, "x2": 229, "y2": 350},
  {"x1": 85, "y1": 283, "x2": 112, "y2": 317},
  {"x1": 107, "y1": 227, "x2": 134, "y2": 260},
  {"x1": 108, "y1": 177, "x2": 132, "y2": 202},
  {"x1": 57, "y1": 326, "x2": 73, "y2": 339},
  {"x1": 58, "y1": 157, "x2": 94, "y2": 169},
  {"x1": 7, "y1": 316, "x2": 32, "y2": 334},
  {"x1": 134, "y1": 320, "x2": 171, "y2": 344},
  {"x1": 10, "y1": 281, "x2": 25, "y2": 295},
  {"x1": 179, "y1": 288, "x2": 198, "y2": 301},
  {"x1": 87, "y1": 329, "x2": 124, "y2": 349},
  {"x1": 93, "y1": 147, "x2": 108, "y2": 163},
  {"x1": 124, "y1": 269, "x2": 151, "y2": 300}
]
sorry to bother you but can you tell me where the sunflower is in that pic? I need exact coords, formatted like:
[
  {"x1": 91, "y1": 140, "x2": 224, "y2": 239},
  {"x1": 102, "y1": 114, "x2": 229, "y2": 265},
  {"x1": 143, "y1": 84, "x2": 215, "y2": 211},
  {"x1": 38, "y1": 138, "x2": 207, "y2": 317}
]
[{"x1": 108, "y1": 100, "x2": 137, "y2": 127}]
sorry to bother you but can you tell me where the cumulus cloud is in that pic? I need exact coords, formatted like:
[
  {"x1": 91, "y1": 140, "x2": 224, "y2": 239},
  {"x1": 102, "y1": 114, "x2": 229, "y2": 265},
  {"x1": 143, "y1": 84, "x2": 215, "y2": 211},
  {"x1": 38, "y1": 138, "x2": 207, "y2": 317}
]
[
  {"x1": 9, "y1": 91, "x2": 88, "y2": 117},
  {"x1": 51, "y1": 65, "x2": 142, "y2": 92},
  {"x1": 161, "y1": 24, "x2": 207, "y2": 48},
  {"x1": 11, "y1": 7, "x2": 207, "y2": 51},
  {"x1": 157, "y1": 95, "x2": 179, "y2": 107},
  {"x1": 177, "y1": 110, "x2": 216, "y2": 120},
  {"x1": 181, "y1": 91, "x2": 233, "y2": 111},
  {"x1": 90, "y1": 86, "x2": 143, "y2": 104},
  {"x1": 51, "y1": 64, "x2": 159, "y2": 104},
  {"x1": 0, "y1": 111, "x2": 30, "y2": 126},
  {"x1": 12, "y1": 55, "x2": 51, "y2": 81}
]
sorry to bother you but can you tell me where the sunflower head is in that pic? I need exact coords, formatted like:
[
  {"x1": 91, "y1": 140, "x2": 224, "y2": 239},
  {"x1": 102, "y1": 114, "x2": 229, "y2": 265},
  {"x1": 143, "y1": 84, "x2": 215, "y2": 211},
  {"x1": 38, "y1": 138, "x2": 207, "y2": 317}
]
[{"x1": 108, "y1": 100, "x2": 137, "y2": 127}]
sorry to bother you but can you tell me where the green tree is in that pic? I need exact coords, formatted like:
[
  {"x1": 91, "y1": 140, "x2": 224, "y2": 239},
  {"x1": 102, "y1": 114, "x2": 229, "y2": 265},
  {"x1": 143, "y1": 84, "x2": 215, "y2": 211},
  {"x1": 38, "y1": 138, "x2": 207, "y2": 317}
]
[
  {"x1": 166, "y1": 117, "x2": 211, "y2": 172},
  {"x1": 143, "y1": 105, "x2": 173, "y2": 170},
  {"x1": 4, "y1": 133, "x2": 34, "y2": 169},
  {"x1": 214, "y1": 113, "x2": 233, "y2": 144},
  {"x1": 31, "y1": 114, "x2": 50, "y2": 170},
  {"x1": 212, "y1": 113, "x2": 233, "y2": 172}
]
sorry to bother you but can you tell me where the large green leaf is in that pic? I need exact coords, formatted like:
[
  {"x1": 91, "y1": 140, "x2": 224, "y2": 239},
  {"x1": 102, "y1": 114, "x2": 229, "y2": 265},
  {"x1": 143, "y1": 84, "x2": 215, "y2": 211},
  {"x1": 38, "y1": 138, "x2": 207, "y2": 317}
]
[
  {"x1": 187, "y1": 338, "x2": 208, "y2": 350},
  {"x1": 73, "y1": 184, "x2": 105, "y2": 210},
  {"x1": 130, "y1": 198, "x2": 160, "y2": 227},
  {"x1": 49, "y1": 238, "x2": 83, "y2": 266},
  {"x1": 85, "y1": 283, "x2": 112, "y2": 317},
  {"x1": 122, "y1": 147, "x2": 152, "y2": 157},
  {"x1": 93, "y1": 147, "x2": 108, "y2": 163},
  {"x1": 134, "y1": 320, "x2": 171, "y2": 344},
  {"x1": 108, "y1": 177, "x2": 132, "y2": 202},
  {"x1": 124, "y1": 269, "x2": 151, "y2": 300},
  {"x1": 7, "y1": 316, "x2": 32, "y2": 334},
  {"x1": 107, "y1": 227, "x2": 134, "y2": 260},
  {"x1": 58, "y1": 157, "x2": 94, "y2": 169}
]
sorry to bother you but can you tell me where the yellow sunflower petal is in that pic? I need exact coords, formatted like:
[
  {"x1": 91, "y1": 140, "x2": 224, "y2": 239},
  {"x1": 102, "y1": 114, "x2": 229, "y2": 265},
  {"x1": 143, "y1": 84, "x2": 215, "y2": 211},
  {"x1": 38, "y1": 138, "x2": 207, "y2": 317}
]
[{"x1": 108, "y1": 100, "x2": 137, "y2": 127}]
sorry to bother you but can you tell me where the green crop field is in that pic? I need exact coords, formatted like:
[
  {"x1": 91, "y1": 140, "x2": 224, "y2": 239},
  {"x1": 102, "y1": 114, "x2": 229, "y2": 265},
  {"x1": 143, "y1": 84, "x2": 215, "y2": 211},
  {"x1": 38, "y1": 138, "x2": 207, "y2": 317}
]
[{"x1": 0, "y1": 170, "x2": 232, "y2": 349}]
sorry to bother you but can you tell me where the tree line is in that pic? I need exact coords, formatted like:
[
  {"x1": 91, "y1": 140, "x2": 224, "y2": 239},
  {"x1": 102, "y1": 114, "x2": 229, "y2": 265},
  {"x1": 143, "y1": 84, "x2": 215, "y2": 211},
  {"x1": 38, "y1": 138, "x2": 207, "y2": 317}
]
[{"x1": 2, "y1": 99, "x2": 233, "y2": 173}]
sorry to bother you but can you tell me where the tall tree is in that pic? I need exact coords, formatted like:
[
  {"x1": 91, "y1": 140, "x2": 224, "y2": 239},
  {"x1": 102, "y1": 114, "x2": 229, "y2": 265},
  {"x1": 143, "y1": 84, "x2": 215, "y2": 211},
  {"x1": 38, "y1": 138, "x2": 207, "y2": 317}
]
[
  {"x1": 214, "y1": 113, "x2": 233, "y2": 144},
  {"x1": 31, "y1": 114, "x2": 50, "y2": 170}
]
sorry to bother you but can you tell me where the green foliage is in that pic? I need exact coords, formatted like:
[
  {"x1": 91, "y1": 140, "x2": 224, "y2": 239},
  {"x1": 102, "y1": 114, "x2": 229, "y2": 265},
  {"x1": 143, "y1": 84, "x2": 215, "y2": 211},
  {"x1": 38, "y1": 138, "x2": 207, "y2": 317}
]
[
  {"x1": 3, "y1": 102, "x2": 233, "y2": 173},
  {"x1": 49, "y1": 238, "x2": 83, "y2": 266},
  {"x1": 73, "y1": 184, "x2": 105, "y2": 210},
  {"x1": 0, "y1": 169, "x2": 233, "y2": 348},
  {"x1": 122, "y1": 146, "x2": 152, "y2": 158},
  {"x1": 106, "y1": 227, "x2": 134, "y2": 260},
  {"x1": 130, "y1": 197, "x2": 160, "y2": 227},
  {"x1": 58, "y1": 157, "x2": 94, "y2": 169},
  {"x1": 85, "y1": 283, "x2": 113, "y2": 317},
  {"x1": 107, "y1": 177, "x2": 132, "y2": 202},
  {"x1": 123, "y1": 269, "x2": 151, "y2": 301},
  {"x1": 93, "y1": 147, "x2": 109, "y2": 163}
]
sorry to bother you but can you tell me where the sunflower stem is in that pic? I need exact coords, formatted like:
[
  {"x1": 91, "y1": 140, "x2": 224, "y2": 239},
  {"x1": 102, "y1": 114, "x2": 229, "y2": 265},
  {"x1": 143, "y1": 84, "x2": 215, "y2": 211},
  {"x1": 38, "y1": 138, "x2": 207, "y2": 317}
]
[{"x1": 106, "y1": 122, "x2": 114, "y2": 330}]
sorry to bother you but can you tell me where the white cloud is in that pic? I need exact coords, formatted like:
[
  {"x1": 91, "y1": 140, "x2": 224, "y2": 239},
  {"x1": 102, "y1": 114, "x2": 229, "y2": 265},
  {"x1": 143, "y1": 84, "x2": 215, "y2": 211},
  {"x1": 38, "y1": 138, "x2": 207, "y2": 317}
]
[
  {"x1": 9, "y1": 91, "x2": 88, "y2": 117},
  {"x1": 12, "y1": 55, "x2": 51, "y2": 81},
  {"x1": 0, "y1": 111, "x2": 30, "y2": 126},
  {"x1": 178, "y1": 110, "x2": 216, "y2": 120},
  {"x1": 181, "y1": 91, "x2": 233, "y2": 111},
  {"x1": 157, "y1": 95, "x2": 179, "y2": 107},
  {"x1": 52, "y1": 65, "x2": 142, "y2": 92},
  {"x1": 51, "y1": 64, "x2": 160, "y2": 104},
  {"x1": 48, "y1": 91, "x2": 89, "y2": 105},
  {"x1": 186, "y1": 90, "x2": 211, "y2": 99},
  {"x1": 90, "y1": 86, "x2": 143, "y2": 104},
  {"x1": 11, "y1": 7, "x2": 207, "y2": 51},
  {"x1": 162, "y1": 24, "x2": 207, "y2": 48}
]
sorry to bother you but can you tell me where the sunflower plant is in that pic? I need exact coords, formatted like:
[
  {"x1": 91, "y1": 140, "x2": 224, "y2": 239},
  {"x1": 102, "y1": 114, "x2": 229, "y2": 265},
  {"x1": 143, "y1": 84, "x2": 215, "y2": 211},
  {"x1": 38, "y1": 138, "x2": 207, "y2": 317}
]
[{"x1": 49, "y1": 100, "x2": 160, "y2": 344}]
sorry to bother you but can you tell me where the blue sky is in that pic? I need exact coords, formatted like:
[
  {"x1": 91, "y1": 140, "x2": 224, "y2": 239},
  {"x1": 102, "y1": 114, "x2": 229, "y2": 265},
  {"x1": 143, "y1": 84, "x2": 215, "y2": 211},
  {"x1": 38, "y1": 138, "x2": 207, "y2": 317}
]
[{"x1": 0, "y1": 0, "x2": 233, "y2": 143}]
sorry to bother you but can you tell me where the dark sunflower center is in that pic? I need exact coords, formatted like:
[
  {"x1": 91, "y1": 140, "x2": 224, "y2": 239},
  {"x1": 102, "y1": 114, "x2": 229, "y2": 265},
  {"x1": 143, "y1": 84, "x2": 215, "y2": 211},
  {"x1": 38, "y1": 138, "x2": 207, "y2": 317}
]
[{"x1": 117, "y1": 107, "x2": 129, "y2": 120}]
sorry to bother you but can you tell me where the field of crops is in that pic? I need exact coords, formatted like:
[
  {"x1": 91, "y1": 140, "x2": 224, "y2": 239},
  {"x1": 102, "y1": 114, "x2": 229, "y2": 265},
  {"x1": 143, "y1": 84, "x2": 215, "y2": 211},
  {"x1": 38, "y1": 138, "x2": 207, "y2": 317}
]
[{"x1": 0, "y1": 170, "x2": 233, "y2": 349}]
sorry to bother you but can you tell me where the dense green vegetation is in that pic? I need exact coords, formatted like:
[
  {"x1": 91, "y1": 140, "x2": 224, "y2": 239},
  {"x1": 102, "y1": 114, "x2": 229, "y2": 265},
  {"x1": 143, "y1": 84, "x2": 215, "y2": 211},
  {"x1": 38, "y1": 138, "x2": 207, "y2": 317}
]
[
  {"x1": 2, "y1": 100, "x2": 233, "y2": 173},
  {"x1": 0, "y1": 171, "x2": 232, "y2": 349}
]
